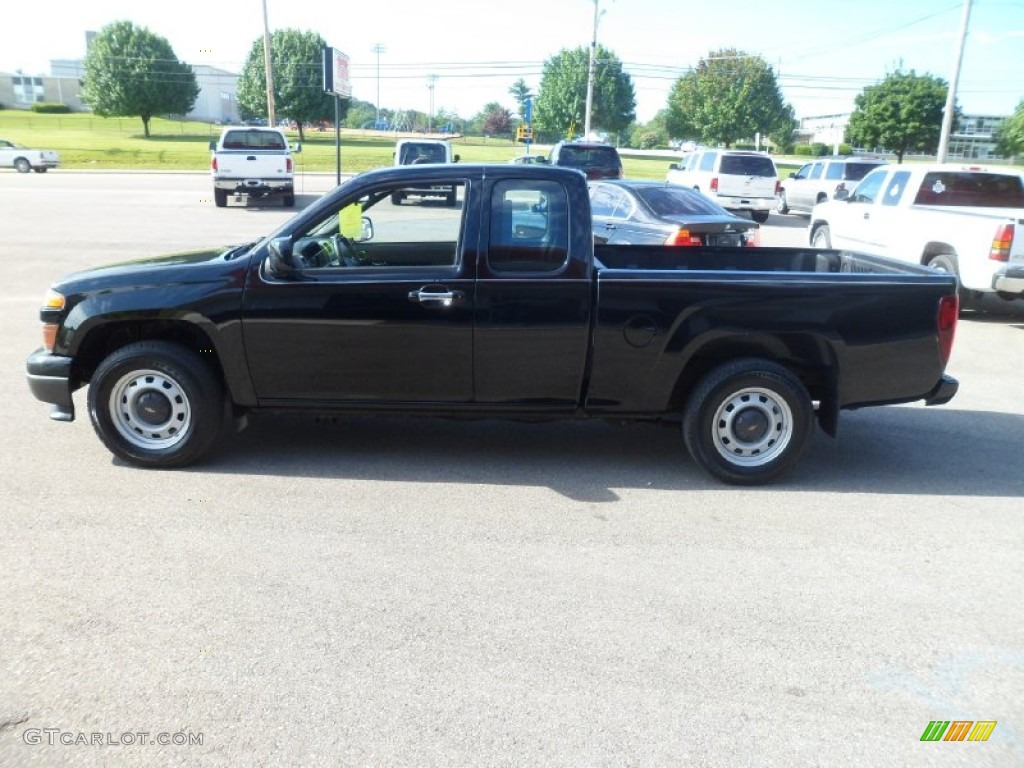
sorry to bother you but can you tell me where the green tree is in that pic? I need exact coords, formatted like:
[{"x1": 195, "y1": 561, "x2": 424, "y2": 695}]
[
  {"x1": 508, "y1": 78, "x2": 533, "y2": 121},
  {"x1": 534, "y1": 46, "x2": 635, "y2": 140},
  {"x1": 237, "y1": 28, "x2": 343, "y2": 141},
  {"x1": 628, "y1": 110, "x2": 670, "y2": 149},
  {"x1": 846, "y1": 69, "x2": 949, "y2": 162},
  {"x1": 665, "y1": 49, "x2": 792, "y2": 149},
  {"x1": 767, "y1": 104, "x2": 797, "y2": 153},
  {"x1": 994, "y1": 100, "x2": 1024, "y2": 160},
  {"x1": 81, "y1": 21, "x2": 198, "y2": 137}
]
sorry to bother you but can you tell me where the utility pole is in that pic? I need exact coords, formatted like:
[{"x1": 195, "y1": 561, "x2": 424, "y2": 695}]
[
  {"x1": 261, "y1": 0, "x2": 276, "y2": 126},
  {"x1": 427, "y1": 74, "x2": 438, "y2": 133},
  {"x1": 937, "y1": 0, "x2": 973, "y2": 163},
  {"x1": 372, "y1": 43, "x2": 386, "y2": 129},
  {"x1": 583, "y1": 0, "x2": 600, "y2": 139}
]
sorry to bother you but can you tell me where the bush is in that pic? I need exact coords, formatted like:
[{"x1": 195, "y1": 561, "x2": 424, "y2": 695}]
[
  {"x1": 838, "y1": 143, "x2": 853, "y2": 155},
  {"x1": 30, "y1": 102, "x2": 71, "y2": 114}
]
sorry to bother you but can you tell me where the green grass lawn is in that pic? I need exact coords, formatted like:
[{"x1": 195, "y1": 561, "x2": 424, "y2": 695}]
[{"x1": 0, "y1": 110, "x2": 804, "y2": 180}]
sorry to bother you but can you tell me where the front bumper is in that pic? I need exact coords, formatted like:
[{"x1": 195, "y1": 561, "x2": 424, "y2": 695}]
[
  {"x1": 923, "y1": 374, "x2": 959, "y2": 406},
  {"x1": 26, "y1": 349, "x2": 76, "y2": 421}
]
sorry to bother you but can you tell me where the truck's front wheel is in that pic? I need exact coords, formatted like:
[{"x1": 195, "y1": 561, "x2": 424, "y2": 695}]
[
  {"x1": 88, "y1": 341, "x2": 225, "y2": 468},
  {"x1": 683, "y1": 359, "x2": 813, "y2": 485}
]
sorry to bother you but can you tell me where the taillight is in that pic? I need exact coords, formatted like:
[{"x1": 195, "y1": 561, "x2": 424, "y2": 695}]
[
  {"x1": 774, "y1": 180, "x2": 782, "y2": 196},
  {"x1": 937, "y1": 294, "x2": 958, "y2": 366},
  {"x1": 664, "y1": 228, "x2": 702, "y2": 246},
  {"x1": 745, "y1": 228, "x2": 761, "y2": 247},
  {"x1": 286, "y1": 157, "x2": 293, "y2": 173},
  {"x1": 710, "y1": 177, "x2": 719, "y2": 193},
  {"x1": 211, "y1": 156, "x2": 218, "y2": 172},
  {"x1": 989, "y1": 223, "x2": 1013, "y2": 261}
]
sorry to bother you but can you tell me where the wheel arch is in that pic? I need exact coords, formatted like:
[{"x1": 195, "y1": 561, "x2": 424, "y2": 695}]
[
  {"x1": 920, "y1": 242, "x2": 957, "y2": 266},
  {"x1": 68, "y1": 319, "x2": 249, "y2": 405},
  {"x1": 665, "y1": 334, "x2": 840, "y2": 435}
]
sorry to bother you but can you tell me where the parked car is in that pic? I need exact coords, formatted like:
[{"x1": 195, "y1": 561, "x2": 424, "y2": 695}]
[
  {"x1": 392, "y1": 138, "x2": 460, "y2": 205},
  {"x1": 548, "y1": 140, "x2": 623, "y2": 180},
  {"x1": 666, "y1": 149, "x2": 779, "y2": 223},
  {"x1": 510, "y1": 154, "x2": 548, "y2": 165},
  {"x1": 209, "y1": 127, "x2": 299, "y2": 207},
  {"x1": 777, "y1": 156, "x2": 886, "y2": 215},
  {"x1": 0, "y1": 139, "x2": 59, "y2": 173},
  {"x1": 809, "y1": 163, "x2": 1024, "y2": 307},
  {"x1": 589, "y1": 180, "x2": 759, "y2": 247},
  {"x1": 26, "y1": 164, "x2": 961, "y2": 485}
]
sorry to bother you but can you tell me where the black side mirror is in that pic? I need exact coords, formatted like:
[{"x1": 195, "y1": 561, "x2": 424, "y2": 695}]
[
  {"x1": 669, "y1": 163, "x2": 679, "y2": 170},
  {"x1": 453, "y1": 154, "x2": 460, "y2": 163},
  {"x1": 834, "y1": 188, "x2": 850, "y2": 202},
  {"x1": 266, "y1": 237, "x2": 298, "y2": 276}
]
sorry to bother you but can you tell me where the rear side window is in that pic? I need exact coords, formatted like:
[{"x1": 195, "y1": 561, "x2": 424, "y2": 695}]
[
  {"x1": 914, "y1": 172, "x2": 1024, "y2": 207},
  {"x1": 222, "y1": 130, "x2": 286, "y2": 150},
  {"x1": 698, "y1": 152, "x2": 717, "y2": 172},
  {"x1": 842, "y1": 162, "x2": 883, "y2": 182},
  {"x1": 719, "y1": 154, "x2": 776, "y2": 177},
  {"x1": 489, "y1": 180, "x2": 569, "y2": 273},
  {"x1": 635, "y1": 185, "x2": 730, "y2": 217}
]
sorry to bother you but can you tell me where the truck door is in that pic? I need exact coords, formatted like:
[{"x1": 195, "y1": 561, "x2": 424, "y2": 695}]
[
  {"x1": 472, "y1": 178, "x2": 593, "y2": 408},
  {"x1": 241, "y1": 178, "x2": 474, "y2": 404}
]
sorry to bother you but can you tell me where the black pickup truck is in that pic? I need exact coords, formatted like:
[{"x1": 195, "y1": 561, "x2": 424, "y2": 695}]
[{"x1": 26, "y1": 164, "x2": 959, "y2": 484}]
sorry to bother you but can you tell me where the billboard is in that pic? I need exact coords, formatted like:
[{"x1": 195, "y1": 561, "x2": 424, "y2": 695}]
[{"x1": 322, "y1": 47, "x2": 351, "y2": 98}]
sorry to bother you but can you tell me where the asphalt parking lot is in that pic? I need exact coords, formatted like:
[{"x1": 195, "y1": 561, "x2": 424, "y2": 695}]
[{"x1": 1, "y1": 171, "x2": 1022, "y2": 767}]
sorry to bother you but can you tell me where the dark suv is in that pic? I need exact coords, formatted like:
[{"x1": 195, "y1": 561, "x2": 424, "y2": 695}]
[
  {"x1": 777, "y1": 156, "x2": 886, "y2": 215},
  {"x1": 548, "y1": 140, "x2": 623, "y2": 180}
]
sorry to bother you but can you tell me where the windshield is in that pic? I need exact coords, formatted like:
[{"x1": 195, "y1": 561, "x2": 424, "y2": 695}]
[
  {"x1": 719, "y1": 154, "x2": 776, "y2": 177},
  {"x1": 399, "y1": 143, "x2": 447, "y2": 164}
]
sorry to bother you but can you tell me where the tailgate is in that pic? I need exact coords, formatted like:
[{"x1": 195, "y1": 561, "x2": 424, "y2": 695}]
[
  {"x1": 215, "y1": 151, "x2": 291, "y2": 179},
  {"x1": 718, "y1": 175, "x2": 776, "y2": 199}
]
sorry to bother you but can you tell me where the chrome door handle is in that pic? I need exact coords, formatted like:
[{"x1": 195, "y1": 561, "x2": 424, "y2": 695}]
[{"x1": 408, "y1": 288, "x2": 463, "y2": 307}]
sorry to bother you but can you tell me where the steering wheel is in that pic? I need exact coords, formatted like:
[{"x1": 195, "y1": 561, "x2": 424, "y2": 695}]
[{"x1": 331, "y1": 234, "x2": 363, "y2": 266}]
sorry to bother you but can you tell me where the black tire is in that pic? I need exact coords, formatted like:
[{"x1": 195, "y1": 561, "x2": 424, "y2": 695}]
[
  {"x1": 811, "y1": 224, "x2": 831, "y2": 249},
  {"x1": 14, "y1": 158, "x2": 31, "y2": 174},
  {"x1": 33, "y1": 167, "x2": 48, "y2": 173},
  {"x1": 776, "y1": 191, "x2": 789, "y2": 215},
  {"x1": 391, "y1": 192, "x2": 403, "y2": 206},
  {"x1": 87, "y1": 341, "x2": 225, "y2": 468},
  {"x1": 446, "y1": 189, "x2": 457, "y2": 207},
  {"x1": 751, "y1": 210, "x2": 770, "y2": 224},
  {"x1": 682, "y1": 358, "x2": 814, "y2": 485},
  {"x1": 283, "y1": 193, "x2": 295, "y2": 207},
  {"x1": 214, "y1": 188, "x2": 228, "y2": 208}
]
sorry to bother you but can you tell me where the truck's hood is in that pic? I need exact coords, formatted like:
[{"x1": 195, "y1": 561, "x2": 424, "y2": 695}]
[{"x1": 52, "y1": 246, "x2": 242, "y2": 295}]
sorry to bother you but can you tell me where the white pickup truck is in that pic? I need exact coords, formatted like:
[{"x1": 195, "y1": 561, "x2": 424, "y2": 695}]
[
  {"x1": 209, "y1": 127, "x2": 299, "y2": 208},
  {"x1": 809, "y1": 164, "x2": 1024, "y2": 306},
  {"x1": 0, "y1": 138, "x2": 59, "y2": 173}
]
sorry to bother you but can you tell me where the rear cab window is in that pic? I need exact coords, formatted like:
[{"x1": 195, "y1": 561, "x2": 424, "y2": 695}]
[
  {"x1": 222, "y1": 130, "x2": 286, "y2": 150},
  {"x1": 488, "y1": 180, "x2": 569, "y2": 273},
  {"x1": 913, "y1": 172, "x2": 1024, "y2": 207}
]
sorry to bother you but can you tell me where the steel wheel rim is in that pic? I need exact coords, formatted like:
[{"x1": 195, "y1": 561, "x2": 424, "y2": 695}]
[
  {"x1": 108, "y1": 368, "x2": 191, "y2": 450},
  {"x1": 711, "y1": 386, "x2": 793, "y2": 467}
]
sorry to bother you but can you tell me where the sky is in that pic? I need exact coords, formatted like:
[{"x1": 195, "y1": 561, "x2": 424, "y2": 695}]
[{"x1": 3, "y1": 0, "x2": 1023, "y2": 124}]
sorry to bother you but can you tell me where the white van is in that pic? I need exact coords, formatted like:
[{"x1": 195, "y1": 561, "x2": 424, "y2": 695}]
[{"x1": 667, "y1": 149, "x2": 779, "y2": 223}]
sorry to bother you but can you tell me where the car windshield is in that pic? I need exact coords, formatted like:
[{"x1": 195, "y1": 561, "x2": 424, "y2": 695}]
[
  {"x1": 719, "y1": 155, "x2": 776, "y2": 177},
  {"x1": 636, "y1": 186, "x2": 732, "y2": 217},
  {"x1": 913, "y1": 172, "x2": 1024, "y2": 207},
  {"x1": 557, "y1": 145, "x2": 618, "y2": 168},
  {"x1": 400, "y1": 144, "x2": 447, "y2": 164}
]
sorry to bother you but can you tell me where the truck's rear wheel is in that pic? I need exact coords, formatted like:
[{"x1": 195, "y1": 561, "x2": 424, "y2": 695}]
[
  {"x1": 214, "y1": 188, "x2": 228, "y2": 208},
  {"x1": 283, "y1": 192, "x2": 295, "y2": 207},
  {"x1": 87, "y1": 341, "x2": 224, "y2": 468},
  {"x1": 683, "y1": 358, "x2": 813, "y2": 485},
  {"x1": 751, "y1": 210, "x2": 770, "y2": 223}
]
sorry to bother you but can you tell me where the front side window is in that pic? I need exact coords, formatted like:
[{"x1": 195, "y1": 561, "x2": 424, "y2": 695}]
[
  {"x1": 850, "y1": 169, "x2": 887, "y2": 204},
  {"x1": 489, "y1": 180, "x2": 569, "y2": 273},
  {"x1": 288, "y1": 181, "x2": 466, "y2": 269},
  {"x1": 808, "y1": 163, "x2": 824, "y2": 180}
]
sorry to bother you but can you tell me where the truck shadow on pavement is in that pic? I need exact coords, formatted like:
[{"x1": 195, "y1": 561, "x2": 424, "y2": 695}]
[{"x1": 203, "y1": 406, "x2": 1024, "y2": 501}]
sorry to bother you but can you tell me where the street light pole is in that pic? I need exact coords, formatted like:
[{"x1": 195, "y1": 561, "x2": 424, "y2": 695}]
[
  {"x1": 937, "y1": 0, "x2": 973, "y2": 163},
  {"x1": 372, "y1": 43, "x2": 386, "y2": 129},
  {"x1": 427, "y1": 74, "x2": 438, "y2": 133},
  {"x1": 584, "y1": 0, "x2": 601, "y2": 139},
  {"x1": 261, "y1": 0, "x2": 276, "y2": 126}
]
